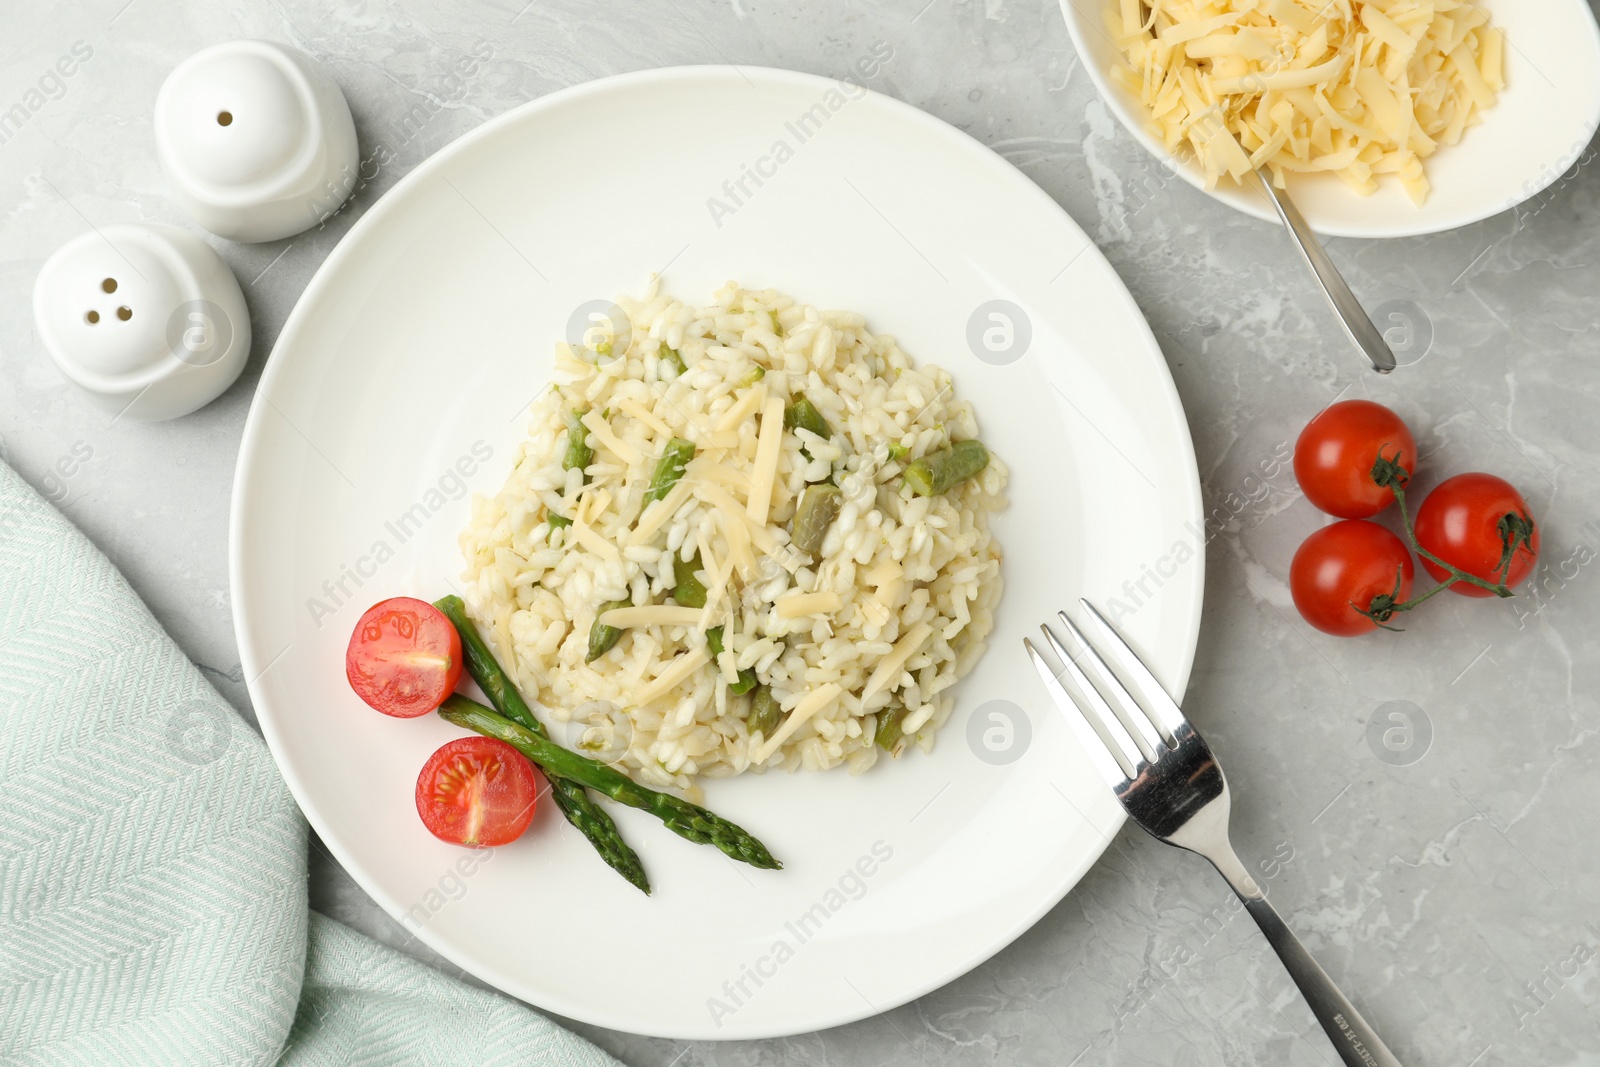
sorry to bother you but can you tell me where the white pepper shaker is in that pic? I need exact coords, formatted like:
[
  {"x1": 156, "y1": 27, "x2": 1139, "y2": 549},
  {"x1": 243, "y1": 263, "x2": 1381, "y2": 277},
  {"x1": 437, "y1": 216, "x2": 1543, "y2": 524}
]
[{"x1": 155, "y1": 40, "x2": 359, "y2": 243}]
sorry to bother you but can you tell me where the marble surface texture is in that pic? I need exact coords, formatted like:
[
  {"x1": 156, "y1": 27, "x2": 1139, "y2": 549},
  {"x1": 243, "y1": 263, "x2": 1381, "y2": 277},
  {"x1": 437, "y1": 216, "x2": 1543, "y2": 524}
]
[{"x1": 3, "y1": 1, "x2": 1598, "y2": 1064}]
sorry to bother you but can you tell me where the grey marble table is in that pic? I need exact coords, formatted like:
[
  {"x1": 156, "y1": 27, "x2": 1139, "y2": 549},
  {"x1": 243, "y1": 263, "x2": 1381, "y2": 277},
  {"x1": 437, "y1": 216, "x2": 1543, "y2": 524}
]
[{"x1": 4, "y1": 1, "x2": 1598, "y2": 1063}]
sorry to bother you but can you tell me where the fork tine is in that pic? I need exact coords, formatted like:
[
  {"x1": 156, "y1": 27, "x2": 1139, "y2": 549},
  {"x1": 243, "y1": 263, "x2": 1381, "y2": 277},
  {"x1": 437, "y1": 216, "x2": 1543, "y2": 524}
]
[
  {"x1": 1024, "y1": 638, "x2": 1128, "y2": 790},
  {"x1": 1037, "y1": 623, "x2": 1148, "y2": 777},
  {"x1": 1078, "y1": 599, "x2": 1188, "y2": 737},
  {"x1": 1054, "y1": 610, "x2": 1165, "y2": 756}
]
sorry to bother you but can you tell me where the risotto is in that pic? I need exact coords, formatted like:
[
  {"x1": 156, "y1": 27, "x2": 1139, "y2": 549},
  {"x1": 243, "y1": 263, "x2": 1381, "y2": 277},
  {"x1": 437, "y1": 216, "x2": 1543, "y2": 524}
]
[{"x1": 458, "y1": 281, "x2": 1006, "y2": 790}]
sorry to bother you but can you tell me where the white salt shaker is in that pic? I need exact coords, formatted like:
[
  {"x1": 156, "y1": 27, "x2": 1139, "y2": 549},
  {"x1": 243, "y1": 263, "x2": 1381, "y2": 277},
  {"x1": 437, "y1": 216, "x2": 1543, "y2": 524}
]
[
  {"x1": 32, "y1": 224, "x2": 252, "y2": 421},
  {"x1": 155, "y1": 40, "x2": 358, "y2": 243}
]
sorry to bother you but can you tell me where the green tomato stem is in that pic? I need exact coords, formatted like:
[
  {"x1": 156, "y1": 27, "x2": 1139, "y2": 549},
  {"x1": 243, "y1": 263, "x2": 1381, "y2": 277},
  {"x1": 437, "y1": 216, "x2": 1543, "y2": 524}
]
[
  {"x1": 1356, "y1": 451, "x2": 1529, "y2": 626},
  {"x1": 1387, "y1": 470, "x2": 1513, "y2": 597}
]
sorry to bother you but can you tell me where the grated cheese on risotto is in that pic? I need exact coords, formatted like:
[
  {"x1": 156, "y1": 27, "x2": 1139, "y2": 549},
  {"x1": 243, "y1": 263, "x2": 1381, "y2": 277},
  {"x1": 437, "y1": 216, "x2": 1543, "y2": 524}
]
[{"x1": 458, "y1": 281, "x2": 1006, "y2": 791}]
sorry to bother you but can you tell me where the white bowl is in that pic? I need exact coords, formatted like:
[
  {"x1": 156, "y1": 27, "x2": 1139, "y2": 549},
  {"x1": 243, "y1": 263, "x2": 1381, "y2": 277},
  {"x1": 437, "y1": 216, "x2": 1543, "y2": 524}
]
[
  {"x1": 155, "y1": 40, "x2": 358, "y2": 243},
  {"x1": 33, "y1": 223, "x2": 251, "y2": 420},
  {"x1": 1059, "y1": 0, "x2": 1600, "y2": 238}
]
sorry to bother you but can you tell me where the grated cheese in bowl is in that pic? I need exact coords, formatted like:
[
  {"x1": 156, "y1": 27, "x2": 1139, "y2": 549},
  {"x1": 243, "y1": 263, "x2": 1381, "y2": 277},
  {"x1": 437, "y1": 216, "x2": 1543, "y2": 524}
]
[{"x1": 1107, "y1": 0, "x2": 1505, "y2": 204}]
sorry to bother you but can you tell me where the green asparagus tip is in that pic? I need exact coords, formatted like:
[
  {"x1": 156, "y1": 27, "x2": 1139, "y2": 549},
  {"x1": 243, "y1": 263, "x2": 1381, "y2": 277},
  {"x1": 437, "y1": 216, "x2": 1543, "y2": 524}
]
[{"x1": 903, "y1": 439, "x2": 989, "y2": 496}]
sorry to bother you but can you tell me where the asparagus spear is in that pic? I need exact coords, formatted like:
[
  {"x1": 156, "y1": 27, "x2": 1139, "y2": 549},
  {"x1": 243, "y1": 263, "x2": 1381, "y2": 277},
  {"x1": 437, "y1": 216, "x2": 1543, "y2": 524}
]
[
  {"x1": 658, "y1": 342, "x2": 687, "y2": 377},
  {"x1": 904, "y1": 440, "x2": 989, "y2": 496},
  {"x1": 671, "y1": 553, "x2": 707, "y2": 608},
  {"x1": 644, "y1": 438, "x2": 696, "y2": 504},
  {"x1": 439, "y1": 696, "x2": 781, "y2": 870},
  {"x1": 706, "y1": 626, "x2": 756, "y2": 695},
  {"x1": 747, "y1": 685, "x2": 783, "y2": 738},
  {"x1": 433, "y1": 597, "x2": 649, "y2": 894},
  {"x1": 563, "y1": 408, "x2": 593, "y2": 477},
  {"x1": 789, "y1": 483, "x2": 842, "y2": 555},
  {"x1": 874, "y1": 705, "x2": 908, "y2": 757},
  {"x1": 586, "y1": 599, "x2": 631, "y2": 662},
  {"x1": 783, "y1": 396, "x2": 832, "y2": 439}
]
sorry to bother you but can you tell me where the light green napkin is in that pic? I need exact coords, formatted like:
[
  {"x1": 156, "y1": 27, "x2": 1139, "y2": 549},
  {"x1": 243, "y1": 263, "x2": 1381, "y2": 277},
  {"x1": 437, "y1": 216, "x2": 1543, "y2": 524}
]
[{"x1": 0, "y1": 460, "x2": 621, "y2": 1067}]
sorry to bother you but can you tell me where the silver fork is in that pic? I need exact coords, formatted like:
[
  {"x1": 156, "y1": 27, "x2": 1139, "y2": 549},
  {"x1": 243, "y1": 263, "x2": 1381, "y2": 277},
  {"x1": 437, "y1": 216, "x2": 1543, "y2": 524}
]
[{"x1": 1025, "y1": 601, "x2": 1402, "y2": 1067}]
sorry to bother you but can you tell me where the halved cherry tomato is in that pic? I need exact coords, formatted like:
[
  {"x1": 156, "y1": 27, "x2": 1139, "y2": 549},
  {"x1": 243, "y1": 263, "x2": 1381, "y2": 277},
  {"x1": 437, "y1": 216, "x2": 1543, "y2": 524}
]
[
  {"x1": 416, "y1": 736, "x2": 539, "y2": 846},
  {"x1": 1294, "y1": 400, "x2": 1417, "y2": 518},
  {"x1": 1290, "y1": 520, "x2": 1415, "y2": 636},
  {"x1": 346, "y1": 597, "x2": 462, "y2": 717},
  {"x1": 1414, "y1": 473, "x2": 1539, "y2": 597}
]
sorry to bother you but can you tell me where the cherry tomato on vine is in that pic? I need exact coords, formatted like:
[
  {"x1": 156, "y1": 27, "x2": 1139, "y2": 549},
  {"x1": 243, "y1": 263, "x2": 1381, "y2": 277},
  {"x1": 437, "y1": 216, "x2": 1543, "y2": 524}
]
[
  {"x1": 1413, "y1": 473, "x2": 1539, "y2": 597},
  {"x1": 1294, "y1": 400, "x2": 1417, "y2": 519},
  {"x1": 416, "y1": 736, "x2": 539, "y2": 847},
  {"x1": 346, "y1": 597, "x2": 463, "y2": 717},
  {"x1": 1290, "y1": 520, "x2": 1415, "y2": 636}
]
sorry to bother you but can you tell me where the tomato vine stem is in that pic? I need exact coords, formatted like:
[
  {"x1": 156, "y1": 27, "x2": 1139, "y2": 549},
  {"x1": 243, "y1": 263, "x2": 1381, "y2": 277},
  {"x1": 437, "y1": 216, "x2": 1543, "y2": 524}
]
[{"x1": 1352, "y1": 450, "x2": 1534, "y2": 626}]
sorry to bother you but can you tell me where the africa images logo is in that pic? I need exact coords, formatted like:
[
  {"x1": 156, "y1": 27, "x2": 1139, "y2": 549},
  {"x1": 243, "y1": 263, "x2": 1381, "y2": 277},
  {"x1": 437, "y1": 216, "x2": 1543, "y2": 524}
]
[
  {"x1": 0, "y1": 41, "x2": 94, "y2": 147},
  {"x1": 304, "y1": 441, "x2": 493, "y2": 627},
  {"x1": 703, "y1": 41, "x2": 894, "y2": 228},
  {"x1": 705, "y1": 840, "x2": 894, "y2": 1027}
]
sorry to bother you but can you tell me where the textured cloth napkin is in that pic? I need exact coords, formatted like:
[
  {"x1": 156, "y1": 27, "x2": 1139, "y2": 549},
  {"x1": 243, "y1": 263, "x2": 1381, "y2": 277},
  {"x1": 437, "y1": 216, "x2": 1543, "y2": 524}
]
[{"x1": 0, "y1": 460, "x2": 620, "y2": 1067}]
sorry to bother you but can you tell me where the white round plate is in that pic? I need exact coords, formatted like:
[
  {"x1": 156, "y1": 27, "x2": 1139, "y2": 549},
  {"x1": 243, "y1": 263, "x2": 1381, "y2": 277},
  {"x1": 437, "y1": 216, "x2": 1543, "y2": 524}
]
[
  {"x1": 1059, "y1": 0, "x2": 1600, "y2": 238},
  {"x1": 230, "y1": 66, "x2": 1203, "y2": 1040}
]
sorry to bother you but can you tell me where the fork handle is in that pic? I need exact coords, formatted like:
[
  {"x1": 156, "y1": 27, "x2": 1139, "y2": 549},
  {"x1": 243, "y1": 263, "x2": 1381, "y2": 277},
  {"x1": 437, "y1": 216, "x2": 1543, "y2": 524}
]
[{"x1": 1212, "y1": 856, "x2": 1403, "y2": 1067}]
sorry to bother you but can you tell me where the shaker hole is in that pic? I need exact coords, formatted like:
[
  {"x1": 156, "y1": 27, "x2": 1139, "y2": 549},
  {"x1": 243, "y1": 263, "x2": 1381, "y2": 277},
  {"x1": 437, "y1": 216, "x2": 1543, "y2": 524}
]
[
  {"x1": 117, "y1": 306, "x2": 132, "y2": 321},
  {"x1": 102, "y1": 278, "x2": 117, "y2": 293},
  {"x1": 85, "y1": 310, "x2": 100, "y2": 324},
  {"x1": 217, "y1": 110, "x2": 233, "y2": 126}
]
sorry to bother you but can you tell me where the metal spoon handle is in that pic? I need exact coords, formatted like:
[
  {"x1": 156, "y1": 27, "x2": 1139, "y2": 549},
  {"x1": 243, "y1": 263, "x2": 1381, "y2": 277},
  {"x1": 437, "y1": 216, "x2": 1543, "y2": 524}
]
[{"x1": 1251, "y1": 169, "x2": 1397, "y2": 375}]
